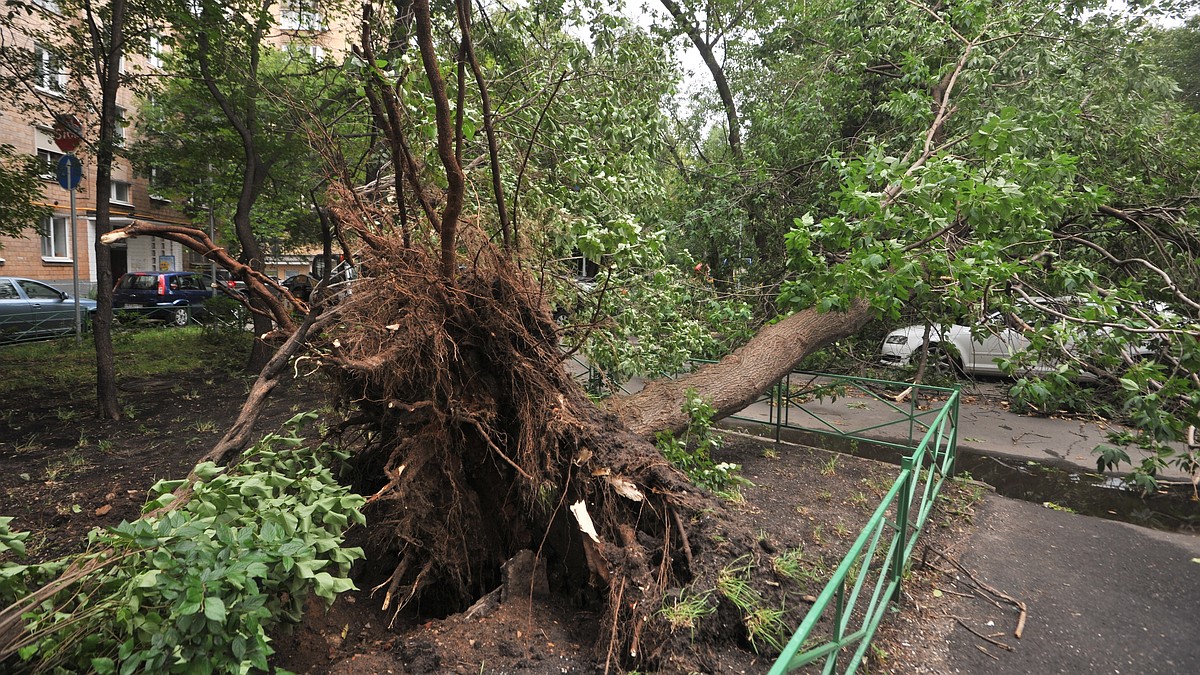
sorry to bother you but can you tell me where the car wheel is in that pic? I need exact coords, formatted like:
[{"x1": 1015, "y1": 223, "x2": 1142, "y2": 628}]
[
  {"x1": 927, "y1": 343, "x2": 965, "y2": 378},
  {"x1": 171, "y1": 307, "x2": 189, "y2": 327}
]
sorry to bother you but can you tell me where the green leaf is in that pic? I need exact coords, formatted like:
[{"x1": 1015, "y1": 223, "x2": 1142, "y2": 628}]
[
  {"x1": 203, "y1": 595, "x2": 227, "y2": 623},
  {"x1": 134, "y1": 569, "x2": 161, "y2": 588}
]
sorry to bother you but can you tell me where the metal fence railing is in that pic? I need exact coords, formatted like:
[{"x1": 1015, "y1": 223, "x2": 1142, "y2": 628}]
[
  {"x1": 0, "y1": 312, "x2": 91, "y2": 344},
  {"x1": 764, "y1": 375, "x2": 960, "y2": 674},
  {"x1": 569, "y1": 358, "x2": 962, "y2": 673}
]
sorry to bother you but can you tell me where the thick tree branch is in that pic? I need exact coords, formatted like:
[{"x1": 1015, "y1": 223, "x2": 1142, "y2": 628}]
[
  {"x1": 1052, "y1": 231, "x2": 1200, "y2": 312},
  {"x1": 413, "y1": 0, "x2": 467, "y2": 278},
  {"x1": 101, "y1": 222, "x2": 302, "y2": 330},
  {"x1": 459, "y1": 0, "x2": 511, "y2": 250}
]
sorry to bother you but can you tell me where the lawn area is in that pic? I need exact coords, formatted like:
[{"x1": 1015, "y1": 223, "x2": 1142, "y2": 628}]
[{"x1": 0, "y1": 326, "x2": 250, "y2": 398}]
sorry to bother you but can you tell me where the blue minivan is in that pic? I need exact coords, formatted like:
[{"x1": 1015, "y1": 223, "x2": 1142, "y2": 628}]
[{"x1": 113, "y1": 271, "x2": 213, "y2": 326}]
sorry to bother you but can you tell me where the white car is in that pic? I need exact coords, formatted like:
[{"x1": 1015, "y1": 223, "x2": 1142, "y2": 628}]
[
  {"x1": 879, "y1": 316, "x2": 1039, "y2": 376},
  {"x1": 879, "y1": 299, "x2": 1165, "y2": 378}
]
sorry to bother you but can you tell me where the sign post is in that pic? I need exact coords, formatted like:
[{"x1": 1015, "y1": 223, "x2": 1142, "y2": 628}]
[{"x1": 53, "y1": 114, "x2": 84, "y2": 345}]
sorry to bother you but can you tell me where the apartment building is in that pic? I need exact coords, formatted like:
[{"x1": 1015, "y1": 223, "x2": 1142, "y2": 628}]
[
  {"x1": 0, "y1": 2, "x2": 201, "y2": 296},
  {"x1": 0, "y1": 1, "x2": 351, "y2": 295}
]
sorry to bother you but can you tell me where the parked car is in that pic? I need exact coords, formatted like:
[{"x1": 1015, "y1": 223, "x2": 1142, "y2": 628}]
[
  {"x1": 879, "y1": 298, "x2": 1160, "y2": 378},
  {"x1": 0, "y1": 277, "x2": 96, "y2": 344},
  {"x1": 213, "y1": 269, "x2": 248, "y2": 294},
  {"x1": 281, "y1": 274, "x2": 314, "y2": 303},
  {"x1": 113, "y1": 271, "x2": 213, "y2": 326}
]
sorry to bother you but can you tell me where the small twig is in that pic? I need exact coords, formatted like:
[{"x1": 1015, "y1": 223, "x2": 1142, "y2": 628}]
[
  {"x1": 952, "y1": 616, "x2": 1013, "y2": 651},
  {"x1": 931, "y1": 548, "x2": 1028, "y2": 638},
  {"x1": 938, "y1": 587, "x2": 978, "y2": 599},
  {"x1": 975, "y1": 644, "x2": 999, "y2": 660},
  {"x1": 671, "y1": 509, "x2": 694, "y2": 571}
]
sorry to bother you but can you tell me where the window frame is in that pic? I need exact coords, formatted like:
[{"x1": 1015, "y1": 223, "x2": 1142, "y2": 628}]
[
  {"x1": 39, "y1": 214, "x2": 71, "y2": 262},
  {"x1": 33, "y1": 127, "x2": 65, "y2": 180},
  {"x1": 110, "y1": 180, "x2": 132, "y2": 205},
  {"x1": 113, "y1": 105, "x2": 127, "y2": 146},
  {"x1": 280, "y1": 1, "x2": 326, "y2": 31},
  {"x1": 148, "y1": 36, "x2": 164, "y2": 69},
  {"x1": 31, "y1": 0, "x2": 61, "y2": 15},
  {"x1": 33, "y1": 44, "x2": 67, "y2": 95}
]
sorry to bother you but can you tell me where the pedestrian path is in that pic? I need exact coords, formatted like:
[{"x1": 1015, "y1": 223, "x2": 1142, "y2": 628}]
[
  {"x1": 937, "y1": 494, "x2": 1200, "y2": 674},
  {"x1": 727, "y1": 383, "x2": 1192, "y2": 481}
]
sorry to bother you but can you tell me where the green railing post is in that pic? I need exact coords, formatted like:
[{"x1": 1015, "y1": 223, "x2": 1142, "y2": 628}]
[
  {"x1": 891, "y1": 459, "x2": 914, "y2": 602},
  {"x1": 775, "y1": 380, "x2": 783, "y2": 443},
  {"x1": 830, "y1": 579, "x2": 846, "y2": 671},
  {"x1": 908, "y1": 388, "x2": 917, "y2": 446}
]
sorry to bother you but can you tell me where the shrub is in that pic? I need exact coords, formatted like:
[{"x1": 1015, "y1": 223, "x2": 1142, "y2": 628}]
[
  {"x1": 0, "y1": 412, "x2": 365, "y2": 674},
  {"x1": 655, "y1": 388, "x2": 748, "y2": 495}
]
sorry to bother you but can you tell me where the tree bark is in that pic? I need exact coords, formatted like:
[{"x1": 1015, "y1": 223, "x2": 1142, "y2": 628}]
[
  {"x1": 659, "y1": 0, "x2": 743, "y2": 161},
  {"x1": 83, "y1": 0, "x2": 126, "y2": 420},
  {"x1": 609, "y1": 299, "x2": 873, "y2": 438}
]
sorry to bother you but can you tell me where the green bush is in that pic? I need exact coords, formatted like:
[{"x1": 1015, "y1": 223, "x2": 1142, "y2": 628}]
[
  {"x1": 0, "y1": 412, "x2": 364, "y2": 674},
  {"x1": 655, "y1": 389, "x2": 748, "y2": 495},
  {"x1": 200, "y1": 295, "x2": 253, "y2": 348}
]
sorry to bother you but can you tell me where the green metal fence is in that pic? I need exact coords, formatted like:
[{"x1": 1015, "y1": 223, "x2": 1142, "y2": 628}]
[
  {"x1": 565, "y1": 357, "x2": 961, "y2": 672},
  {"x1": 765, "y1": 375, "x2": 960, "y2": 674}
]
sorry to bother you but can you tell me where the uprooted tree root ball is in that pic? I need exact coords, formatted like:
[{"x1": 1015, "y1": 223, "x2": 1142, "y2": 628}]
[{"x1": 306, "y1": 237, "x2": 764, "y2": 669}]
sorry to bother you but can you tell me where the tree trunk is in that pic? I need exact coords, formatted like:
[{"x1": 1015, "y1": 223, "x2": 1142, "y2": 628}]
[
  {"x1": 609, "y1": 299, "x2": 873, "y2": 438},
  {"x1": 88, "y1": 0, "x2": 126, "y2": 421},
  {"x1": 196, "y1": 10, "x2": 273, "y2": 372},
  {"x1": 659, "y1": 0, "x2": 743, "y2": 161}
]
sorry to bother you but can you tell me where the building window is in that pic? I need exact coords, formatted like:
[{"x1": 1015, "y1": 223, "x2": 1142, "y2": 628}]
[
  {"x1": 280, "y1": 1, "x2": 325, "y2": 31},
  {"x1": 40, "y1": 215, "x2": 70, "y2": 260},
  {"x1": 148, "y1": 36, "x2": 164, "y2": 69},
  {"x1": 111, "y1": 181, "x2": 131, "y2": 204},
  {"x1": 32, "y1": 0, "x2": 60, "y2": 14},
  {"x1": 113, "y1": 106, "x2": 127, "y2": 146},
  {"x1": 34, "y1": 44, "x2": 66, "y2": 94},
  {"x1": 34, "y1": 127, "x2": 64, "y2": 180},
  {"x1": 285, "y1": 41, "x2": 326, "y2": 61},
  {"x1": 148, "y1": 166, "x2": 172, "y2": 201}
]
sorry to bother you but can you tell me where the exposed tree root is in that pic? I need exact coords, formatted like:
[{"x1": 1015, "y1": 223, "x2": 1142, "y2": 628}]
[{"x1": 302, "y1": 230, "x2": 763, "y2": 666}]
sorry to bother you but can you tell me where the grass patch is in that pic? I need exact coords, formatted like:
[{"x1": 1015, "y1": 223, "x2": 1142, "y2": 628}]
[{"x1": 0, "y1": 328, "x2": 249, "y2": 397}]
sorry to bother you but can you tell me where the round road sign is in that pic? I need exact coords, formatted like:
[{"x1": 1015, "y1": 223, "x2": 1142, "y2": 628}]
[{"x1": 56, "y1": 154, "x2": 83, "y2": 190}]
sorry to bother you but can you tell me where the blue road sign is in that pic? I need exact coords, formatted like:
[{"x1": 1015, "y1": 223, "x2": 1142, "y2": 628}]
[{"x1": 56, "y1": 154, "x2": 83, "y2": 190}]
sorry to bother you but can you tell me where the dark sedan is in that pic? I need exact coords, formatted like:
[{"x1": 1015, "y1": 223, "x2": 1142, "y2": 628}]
[{"x1": 0, "y1": 277, "x2": 95, "y2": 344}]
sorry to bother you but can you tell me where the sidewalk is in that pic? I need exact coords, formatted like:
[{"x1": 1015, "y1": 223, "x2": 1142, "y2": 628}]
[
  {"x1": 932, "y1": 493, "x2": 1200, "y2": 674},
  {"x1": 718, "y1": 379, "x2": 1200, "y2": 673},
  {"x1": 727, "y1": 383, "x2": 1193, "y2": 481}
]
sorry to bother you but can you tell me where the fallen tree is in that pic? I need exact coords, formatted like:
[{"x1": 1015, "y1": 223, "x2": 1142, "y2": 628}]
[{"x1": 5, "y1": 2, "x2": 1200, "y2": 672}]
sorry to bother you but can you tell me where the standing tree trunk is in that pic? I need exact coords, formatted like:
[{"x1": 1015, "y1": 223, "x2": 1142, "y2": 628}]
[
  {"x1": 659, "y1": 0, "x2": 743, "y2": 161},
  {"x1": 84, "y1": 0, "x2": 127, "y2": 420},
  {"x1": 195, "y1": 4, "x2": 275, "y2": 371}
]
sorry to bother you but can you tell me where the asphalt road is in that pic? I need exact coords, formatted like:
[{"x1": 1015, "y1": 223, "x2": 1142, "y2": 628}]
[{"x1": 943, "y1": 494, "x2": 1200, "y2": 674}]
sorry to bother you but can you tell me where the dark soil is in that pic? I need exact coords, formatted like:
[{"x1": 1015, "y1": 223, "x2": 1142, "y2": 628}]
[{"x1": 0, "y1": 361, "x2": 974, "y2": 673}]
